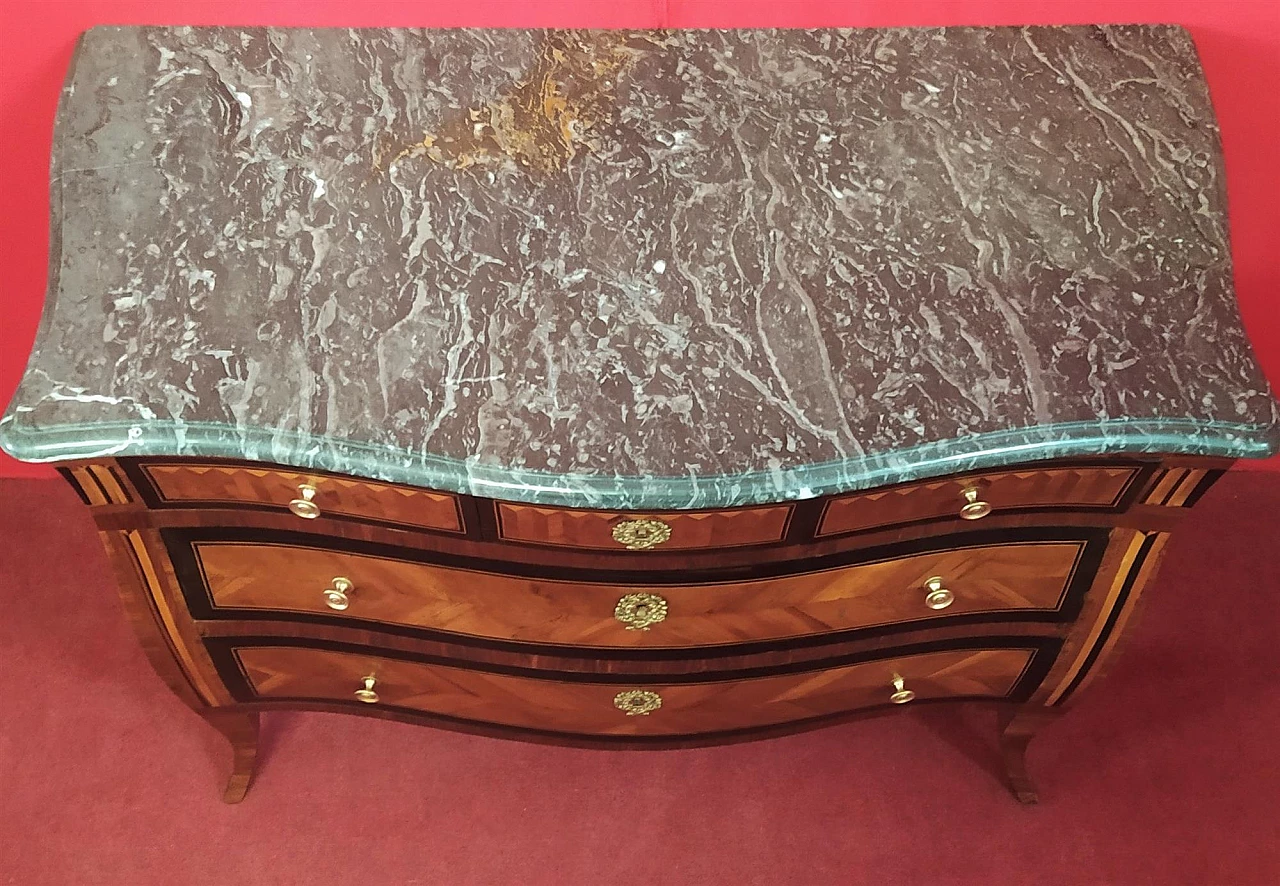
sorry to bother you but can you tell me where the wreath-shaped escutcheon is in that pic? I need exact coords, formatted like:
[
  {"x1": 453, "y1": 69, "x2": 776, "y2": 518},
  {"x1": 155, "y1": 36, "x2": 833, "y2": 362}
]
[
  {"x1": 613, "y1": 592, "x2": 669, "y2": 630},
  {"x1": 613, "y1": 689, "x2": 663, "y2": 716},
  {"x1": 611, "y1": 518, "x2": 673, "y2": 550}
]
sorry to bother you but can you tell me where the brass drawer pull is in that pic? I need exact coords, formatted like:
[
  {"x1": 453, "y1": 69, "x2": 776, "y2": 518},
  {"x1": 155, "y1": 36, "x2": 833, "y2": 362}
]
[
  {"x1": 614, "y1": 592, "x2": 668, "y2": 630},
  {"x1": 614, "y1": 689, "x2": 662, "y2": 716},
  {"x1": 354, "y1": 675, "x2": 379, "y2": 704},
  {"x1": 289, "y1": 483, "x2": 321, "y2": 519},
  {"x1": 889, "y1": 673, "x2": 916, "y2": 704},
  {"x1": 611, "y1": 518, "x2": 672, "y2": 550},
  {"x1": 923, "y1": 576, "x2": 955, "y2": 610},
  {"x1": 959, "y1": 484, "x2": 992, "y2": 520},
  {"x1": 323, "y1": 577, "x2": 353, "y2": 611}
]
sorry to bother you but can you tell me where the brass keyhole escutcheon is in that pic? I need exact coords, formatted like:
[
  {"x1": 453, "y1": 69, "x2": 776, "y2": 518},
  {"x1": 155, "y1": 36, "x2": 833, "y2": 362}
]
[
  {"x1": 614, "y1": 592, "x2": 669, "y2": 630},
  {"x1": 614, "y1": 689, "x2": 663, "y2": 716},
  {"x1": 611, "y1": 518, "x2": 673, "y2": 551}
]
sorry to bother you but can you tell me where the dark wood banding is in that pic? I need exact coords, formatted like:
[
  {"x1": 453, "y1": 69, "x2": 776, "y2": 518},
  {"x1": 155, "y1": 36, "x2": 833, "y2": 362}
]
[
  {"x1": 57, "y1": 467, "x2": 94, "y2": 506},
  {"x1": 204, "y1": 633, "x2": 1061, "y2": 689},
  {"x1": 1052, "y1": 532, "x2": 1161, "y2": 705}
]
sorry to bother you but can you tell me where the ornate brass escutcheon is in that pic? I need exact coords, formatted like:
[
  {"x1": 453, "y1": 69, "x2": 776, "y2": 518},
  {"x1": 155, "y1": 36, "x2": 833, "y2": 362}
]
[
  {"x1": 611, "y1": 518, "x2": 673, "y2": 550},
  {"x1": 613, "y1": 592, "x2": 669, "y2": 630},
  {"x1": 613, "y1": 689, "x2": 663, "y2": 716}
]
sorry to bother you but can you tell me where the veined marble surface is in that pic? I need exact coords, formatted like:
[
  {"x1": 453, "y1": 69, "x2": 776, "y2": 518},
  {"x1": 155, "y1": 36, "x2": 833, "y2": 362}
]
[{"x1": 2, "y1": 25, "x2": 1277, "y2": 507}]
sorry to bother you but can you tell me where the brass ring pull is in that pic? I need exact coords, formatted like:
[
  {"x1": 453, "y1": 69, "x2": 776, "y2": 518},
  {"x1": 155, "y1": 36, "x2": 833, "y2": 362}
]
[
  {"x1": 614, "y1": 689, "x2": 662, "y2": 716},
  {"x1": 614, "y1": 592, "x2": 668, "y2": 630},
  {"x1": 923, "y1": 576, "x2": 955, "y2": 610},
  {"x1": 611, "y1": 518, "x2": 673, "y2": 551},
  {"x1": 323, "y1": 577, "x2": 353, "y2": 611},
  {"x1": 354, "y1": 675, "x2": 379, "y2": 704},
  {"x1": 889, "y1": 673, "x2": 916, "y2": 704},
  {"x1": 289, "y1": 483, "x2": 321, "y2": 519},
  {"x1": 958, "y1": 484, "x2": 991, "y2": 520}
]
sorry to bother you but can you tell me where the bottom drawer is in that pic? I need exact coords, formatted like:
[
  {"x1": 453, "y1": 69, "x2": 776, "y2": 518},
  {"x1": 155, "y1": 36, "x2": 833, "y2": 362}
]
[{"x1": 222, "y1": 643, "x2": 1038, "y2": 737}]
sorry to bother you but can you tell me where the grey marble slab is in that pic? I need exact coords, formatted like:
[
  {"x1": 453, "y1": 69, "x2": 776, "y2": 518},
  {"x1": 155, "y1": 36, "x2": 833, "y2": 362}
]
[{"x1": 2, "y1": 24, "x2": 1277, "y2": 507}]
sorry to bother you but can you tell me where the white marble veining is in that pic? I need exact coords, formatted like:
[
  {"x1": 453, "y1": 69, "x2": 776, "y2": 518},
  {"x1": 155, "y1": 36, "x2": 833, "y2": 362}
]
[{"x1": 1, "y1": 25, "x2": 1276, "y2": 506}]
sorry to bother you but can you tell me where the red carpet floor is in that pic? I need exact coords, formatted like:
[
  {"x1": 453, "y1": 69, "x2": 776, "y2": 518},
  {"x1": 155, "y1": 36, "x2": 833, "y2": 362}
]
[{"x1": 1, "y1": 473, "x2": 1277, "y2": 885}]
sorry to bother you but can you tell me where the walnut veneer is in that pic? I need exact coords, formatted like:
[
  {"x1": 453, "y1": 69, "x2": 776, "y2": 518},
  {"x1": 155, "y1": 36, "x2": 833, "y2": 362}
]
[{"x1": 59, "y1": 454, "x2": 1223, "y2": 804}]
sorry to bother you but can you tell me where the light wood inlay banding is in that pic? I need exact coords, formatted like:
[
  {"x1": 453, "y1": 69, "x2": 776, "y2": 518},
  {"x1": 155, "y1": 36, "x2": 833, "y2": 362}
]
[
  {"x1": 1045, "y1": 532, "x2": 1169, "y2": 705},
  {"x1": 1165, "y1": 470, "x2": 1207, "y2": 507},
  {"x1": 125, "y1": 531, "x2": 220, "y2": 705},
  {"x1": 1054, "y1": 533, "x2": 1169, "y2": 701},
  {"x1": 71, "y1": 466, "x2": 108, "y2": 505},
  {"x1": 1145, "y1": 469, "x2": 1186, "y2": 506},
  {"x1": 88, "y1": 464, "x2": 130, "y2": 504}
]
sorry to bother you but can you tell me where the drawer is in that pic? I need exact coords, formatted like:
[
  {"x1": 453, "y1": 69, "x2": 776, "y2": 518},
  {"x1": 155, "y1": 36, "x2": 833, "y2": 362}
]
[
  {"x1": 817, "y1": 465, "x2": 1142, "y2": 537},
  {"x1": 181, "y1": 533, "x2": 1092, "y2": 647},
  {"x1": 132, "y1": 462, "x2": 463, "y2": 533},
  {"x1": 494, "y1": 501, "x2": 793, "y2": 551},
  {"x1": 227, "y1": 643, "x2": 1037, "y2": 736}
]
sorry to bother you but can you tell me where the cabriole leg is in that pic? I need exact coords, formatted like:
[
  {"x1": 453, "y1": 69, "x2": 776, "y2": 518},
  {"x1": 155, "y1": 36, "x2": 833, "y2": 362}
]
[
  {"x1": 203, "y1": 710, "x2": 260, "y2": 803},
  {"x1": 997, "y1": 706, "x2": 1060, "y2": 805}
]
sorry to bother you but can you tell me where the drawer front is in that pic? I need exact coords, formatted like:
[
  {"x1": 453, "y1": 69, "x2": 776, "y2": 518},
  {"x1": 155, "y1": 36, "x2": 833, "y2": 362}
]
[
  {"x1": 135, "y1": 463, "x2": 463, "y2": 533},
  {"x1": 818, "y1": 466, "x2": 1141, "y2": 537},
  {"x1": 495, "y1": 502, "x2": 793, "y2": 551},
  {"x1": 187, "y1": 536, "x2": 1088, "y2": 647},
  {"x1": 230, "y1": 644, "x2": 1037, "y2": 736}
]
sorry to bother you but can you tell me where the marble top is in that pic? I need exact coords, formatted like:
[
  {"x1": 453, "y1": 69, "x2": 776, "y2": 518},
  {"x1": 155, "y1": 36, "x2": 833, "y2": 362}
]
[{"x1": 2, "y1": 25, "x2": 1277, "y2": 508}]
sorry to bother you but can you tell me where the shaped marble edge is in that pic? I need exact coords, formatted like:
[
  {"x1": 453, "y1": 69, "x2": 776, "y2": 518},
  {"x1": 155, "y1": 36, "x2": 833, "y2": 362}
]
[{"x1": 1, "y1": 415, "x2": 1276, "y2": 508}]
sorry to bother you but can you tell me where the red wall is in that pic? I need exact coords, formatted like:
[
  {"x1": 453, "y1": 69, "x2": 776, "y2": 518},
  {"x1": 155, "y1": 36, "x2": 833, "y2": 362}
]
[{"x1": 2, "y1": 0, "x2": 1277, "y2": 479}]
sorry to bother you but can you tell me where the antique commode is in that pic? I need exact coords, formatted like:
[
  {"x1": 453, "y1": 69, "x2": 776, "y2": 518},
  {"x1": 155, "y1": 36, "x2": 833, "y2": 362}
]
[{"x1": 3, "y1": 24, "x2": 1277, "y2": 804}]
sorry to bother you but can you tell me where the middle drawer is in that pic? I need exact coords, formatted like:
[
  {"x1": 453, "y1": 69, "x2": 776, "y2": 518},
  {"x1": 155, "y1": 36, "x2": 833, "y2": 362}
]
[{"x1": 174, "y1": 530, "x2": 1097, "y2": 648}]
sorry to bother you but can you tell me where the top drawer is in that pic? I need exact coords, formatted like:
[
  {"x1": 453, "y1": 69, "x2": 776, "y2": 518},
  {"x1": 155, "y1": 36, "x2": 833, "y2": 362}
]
[
  {"x1": 817, "y1": 465, "x2": 1142, "y2": 538},
  {"x1": 133, "y1": 462, "x2": 464, "y2": 534},
  {"x1": 494, "y1": 502, "x2": 794, "y2": 552}
]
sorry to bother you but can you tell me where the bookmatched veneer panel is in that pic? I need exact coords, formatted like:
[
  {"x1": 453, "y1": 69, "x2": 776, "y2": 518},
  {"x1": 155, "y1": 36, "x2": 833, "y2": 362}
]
[
  {"x1": 189, "y1": 536, "x2": 1089, "y2": 648},
  {"x1": 134, "y1": 462, "x2": 464, "y2": 535},
  {"x1": 232, "y1": 643, "x2": 1036, "y2": 737},
  {"x1": 819, "y1": 466, "x2": 1144, "y2": 538}
]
